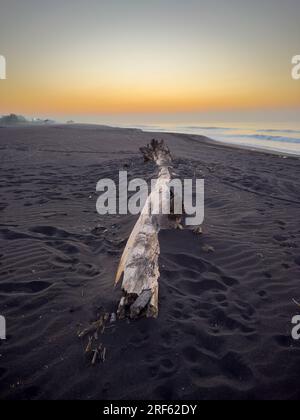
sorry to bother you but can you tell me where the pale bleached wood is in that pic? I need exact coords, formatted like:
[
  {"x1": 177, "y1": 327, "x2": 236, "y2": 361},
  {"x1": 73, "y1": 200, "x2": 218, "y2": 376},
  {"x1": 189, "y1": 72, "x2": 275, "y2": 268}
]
[{"x1": 115, "y1": 140, "x2": 177, "y2": 319}]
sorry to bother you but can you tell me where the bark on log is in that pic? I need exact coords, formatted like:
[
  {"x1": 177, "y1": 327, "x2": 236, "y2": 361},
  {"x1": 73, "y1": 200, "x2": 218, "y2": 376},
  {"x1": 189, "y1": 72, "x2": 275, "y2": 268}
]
[{"x1": 115, "y1": 139, "x2": 178, "y2": 319}]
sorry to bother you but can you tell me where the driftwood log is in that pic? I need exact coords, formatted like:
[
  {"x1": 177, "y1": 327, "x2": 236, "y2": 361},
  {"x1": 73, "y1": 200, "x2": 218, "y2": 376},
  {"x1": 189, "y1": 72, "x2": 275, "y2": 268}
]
[{"x1": 115, "y1": 140, "x2": 182, "y2": 319}]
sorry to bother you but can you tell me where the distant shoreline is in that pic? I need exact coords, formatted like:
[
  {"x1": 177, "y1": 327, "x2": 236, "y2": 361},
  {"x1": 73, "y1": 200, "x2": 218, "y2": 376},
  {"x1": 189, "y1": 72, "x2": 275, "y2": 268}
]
[
  {"x1": 0, "y1": 120, "x2": 300, "y2": 159},
  {"x1": 2, "y1": 121, "x2": 299, "y2": 159}
]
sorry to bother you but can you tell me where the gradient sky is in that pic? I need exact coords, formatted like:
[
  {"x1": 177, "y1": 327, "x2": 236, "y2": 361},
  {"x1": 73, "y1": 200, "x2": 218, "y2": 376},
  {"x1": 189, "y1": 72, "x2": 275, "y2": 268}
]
[{"x1": 0, "y1": 0, "x2": 299, "y2": 122}]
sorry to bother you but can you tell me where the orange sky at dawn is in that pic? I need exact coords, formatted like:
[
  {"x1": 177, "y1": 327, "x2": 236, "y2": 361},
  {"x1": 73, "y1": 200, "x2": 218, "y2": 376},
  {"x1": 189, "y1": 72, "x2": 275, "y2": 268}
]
[{"x1": 0, "y1": 0, "x2": 300, "y2": 118}]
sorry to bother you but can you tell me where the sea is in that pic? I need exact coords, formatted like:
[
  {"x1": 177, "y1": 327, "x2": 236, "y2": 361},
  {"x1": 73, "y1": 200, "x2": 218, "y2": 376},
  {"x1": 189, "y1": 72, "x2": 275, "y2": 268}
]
[{"x1": 126, "y1": 122, "x2": 300, "y2": 156}]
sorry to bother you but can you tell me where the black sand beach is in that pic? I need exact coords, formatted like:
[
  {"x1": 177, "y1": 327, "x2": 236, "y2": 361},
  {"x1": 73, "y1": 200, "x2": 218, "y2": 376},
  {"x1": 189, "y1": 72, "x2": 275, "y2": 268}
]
[{"x1": 0, "y1": 124, "x2": 300, "y2": 400}]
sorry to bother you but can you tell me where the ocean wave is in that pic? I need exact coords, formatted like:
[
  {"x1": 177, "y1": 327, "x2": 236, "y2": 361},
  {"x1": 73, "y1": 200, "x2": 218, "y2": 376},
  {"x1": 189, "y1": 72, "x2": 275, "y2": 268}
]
[
  {"x1": 231, "y1": 134, "x2": 300, "y2": 144},
  {"x1": 257, "y1": 129, "x2": 300, "y2": 135}
]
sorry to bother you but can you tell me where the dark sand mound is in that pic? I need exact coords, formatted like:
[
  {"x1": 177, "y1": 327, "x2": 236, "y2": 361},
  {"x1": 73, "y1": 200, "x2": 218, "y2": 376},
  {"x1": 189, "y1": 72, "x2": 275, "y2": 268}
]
[{"x1": 0, "y1": 125, "x2": 300, "y2": 400}]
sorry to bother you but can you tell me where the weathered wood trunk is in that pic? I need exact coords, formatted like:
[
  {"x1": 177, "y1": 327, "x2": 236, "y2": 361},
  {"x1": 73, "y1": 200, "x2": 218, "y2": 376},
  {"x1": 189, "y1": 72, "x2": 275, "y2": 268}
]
[{"x1": 115, "y1": 140, "x2": 179, "y2": 319}]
